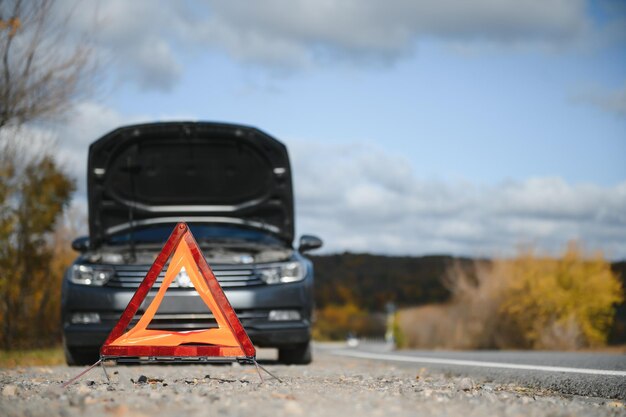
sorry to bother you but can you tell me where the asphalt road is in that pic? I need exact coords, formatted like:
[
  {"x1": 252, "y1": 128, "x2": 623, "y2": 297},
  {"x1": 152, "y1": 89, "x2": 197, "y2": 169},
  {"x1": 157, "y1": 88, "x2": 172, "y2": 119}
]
[{"x1": 325, "y1": 342, "x2": 626, "y2": 400}]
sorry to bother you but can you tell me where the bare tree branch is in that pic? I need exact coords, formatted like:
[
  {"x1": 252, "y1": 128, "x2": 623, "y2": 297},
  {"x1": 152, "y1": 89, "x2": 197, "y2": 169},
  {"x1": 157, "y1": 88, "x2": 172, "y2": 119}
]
[{"x1": 0, "y1": 0, "x2": 94, "y2": 128}]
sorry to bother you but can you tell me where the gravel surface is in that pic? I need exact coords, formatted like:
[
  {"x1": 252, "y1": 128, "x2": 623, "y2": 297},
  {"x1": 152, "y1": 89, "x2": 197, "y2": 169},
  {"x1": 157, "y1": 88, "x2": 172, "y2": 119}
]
[{"x1": 1, "y1": 349, "x2": 625, "y2": 417}]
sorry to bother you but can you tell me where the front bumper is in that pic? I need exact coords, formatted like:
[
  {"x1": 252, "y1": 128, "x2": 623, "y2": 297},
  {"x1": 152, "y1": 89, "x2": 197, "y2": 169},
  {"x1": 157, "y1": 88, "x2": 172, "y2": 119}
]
[
  {"x1": 64, "y1": 321, "x2": 310, "y2": 348},
  {"x1": 62, "y1": 277, "x2": 313, "y2": 349}
]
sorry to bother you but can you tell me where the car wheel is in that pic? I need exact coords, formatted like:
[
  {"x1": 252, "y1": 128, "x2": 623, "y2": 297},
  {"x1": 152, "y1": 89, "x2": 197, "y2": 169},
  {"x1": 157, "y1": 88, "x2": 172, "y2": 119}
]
[
  {"x1": 63, "y1": 342, "x2": 100, "y2": 366},
  {"x1": 278, "y1": 342, "x2": 312, "y2": 365}
]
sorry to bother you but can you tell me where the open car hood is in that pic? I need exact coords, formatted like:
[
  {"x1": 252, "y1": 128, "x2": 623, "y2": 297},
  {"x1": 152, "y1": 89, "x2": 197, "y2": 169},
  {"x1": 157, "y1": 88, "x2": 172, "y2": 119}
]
[{"x1": 87, "y1": 122, "x2": 294, "y2": 247}]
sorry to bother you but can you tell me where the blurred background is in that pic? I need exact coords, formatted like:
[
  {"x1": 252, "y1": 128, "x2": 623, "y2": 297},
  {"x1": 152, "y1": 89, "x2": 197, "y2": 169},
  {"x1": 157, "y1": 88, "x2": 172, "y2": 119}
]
[{"x1": 0, "y1": 0, "x2": 624, "y2": 364}]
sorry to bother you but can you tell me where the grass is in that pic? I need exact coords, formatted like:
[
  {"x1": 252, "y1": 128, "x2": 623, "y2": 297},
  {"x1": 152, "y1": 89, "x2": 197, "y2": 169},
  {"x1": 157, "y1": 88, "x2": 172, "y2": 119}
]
[{"x1": 0, "y1": 347, "x2": 65, "y2": 368}]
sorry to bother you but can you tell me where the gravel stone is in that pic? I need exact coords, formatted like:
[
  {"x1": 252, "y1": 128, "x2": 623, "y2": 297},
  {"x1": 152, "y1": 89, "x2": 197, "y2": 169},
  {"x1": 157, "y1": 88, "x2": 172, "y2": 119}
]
[
  {"x1": 0, "y1": 349, "x2": 624, "y2": 417},
  {"x1": 2, "y1": 384, "x2": 17, "y2": 397},
  {"x1": 457, "y1": 378, "x2": 474, "y2": 391}
]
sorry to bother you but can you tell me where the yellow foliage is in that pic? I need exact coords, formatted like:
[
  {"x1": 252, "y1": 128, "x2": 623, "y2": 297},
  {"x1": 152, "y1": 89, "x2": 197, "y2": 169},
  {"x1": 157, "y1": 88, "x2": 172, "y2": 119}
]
[
  {"x1": 313, "y1": 303, "x2": 363, "y2": 340},
  {"x1": 398, "y1": 243, "x2": 623, "y2": 350},
  {"x1": 312, "y1": 303, "x2": 381, "y2": 341},
  {"x1": 499, "y1": 243, "x2": 623, "y2": 348},
  {"x1": 0, "y1": 137, "x2": 76, "y2": 349}
]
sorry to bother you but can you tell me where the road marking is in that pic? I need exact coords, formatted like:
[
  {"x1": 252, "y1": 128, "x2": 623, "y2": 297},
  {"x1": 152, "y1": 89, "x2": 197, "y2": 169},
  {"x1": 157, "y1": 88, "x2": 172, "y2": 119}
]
[{"x1": 331, "y1": 350, "x2": 626, "y2": 377}]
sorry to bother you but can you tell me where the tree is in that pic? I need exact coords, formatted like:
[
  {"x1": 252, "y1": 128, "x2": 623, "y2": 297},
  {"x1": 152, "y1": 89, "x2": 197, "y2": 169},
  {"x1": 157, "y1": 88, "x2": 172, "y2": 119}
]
[
  {"x1": 0, "y1": 137, "x2": 74, "y2": 348},
  {"x1": 0, "y1": 0, "x2": 93, "y2": 348},
  {"x1": 0, "y1": 0, "x2": 92, "y2": 128},
  {"x1": 500, "y1": 244, "x2": 623, "y2": 348}
]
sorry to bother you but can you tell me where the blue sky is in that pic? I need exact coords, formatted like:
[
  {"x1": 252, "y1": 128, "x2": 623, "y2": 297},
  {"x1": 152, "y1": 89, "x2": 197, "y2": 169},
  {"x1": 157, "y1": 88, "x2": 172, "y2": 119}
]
[
  {"x1": 50, "y1": 0, "x2": 626, "y2": 258},
  {"x1": 113, "y1": 38, "x2": 625, "y2": 185}
]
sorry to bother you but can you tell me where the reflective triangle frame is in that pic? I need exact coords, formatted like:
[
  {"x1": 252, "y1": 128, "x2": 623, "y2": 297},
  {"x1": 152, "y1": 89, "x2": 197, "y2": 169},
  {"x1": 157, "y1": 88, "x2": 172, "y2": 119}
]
[{"x1": 100, "y1": 222, "x2": 256, "y2": 361}]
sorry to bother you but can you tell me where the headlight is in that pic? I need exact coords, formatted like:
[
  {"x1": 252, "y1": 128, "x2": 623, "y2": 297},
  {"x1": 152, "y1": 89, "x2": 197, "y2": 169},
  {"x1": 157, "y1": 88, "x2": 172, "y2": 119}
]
[
  {"x1": 258, "y1": 261, "x2": 306, "y2": 284},
  {"x1": 70, "y1": 264, "x2": 114, "y2": 286}
]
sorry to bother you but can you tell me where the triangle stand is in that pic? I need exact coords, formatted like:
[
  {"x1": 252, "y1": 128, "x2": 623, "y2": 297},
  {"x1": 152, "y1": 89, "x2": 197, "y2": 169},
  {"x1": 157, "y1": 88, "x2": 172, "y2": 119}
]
[
  {"x1": 61, "y1": 356, "x2": 281, "y2": 388},
  {"x1": 62, "y1": 222, "x2": 283, "y2": 387}
]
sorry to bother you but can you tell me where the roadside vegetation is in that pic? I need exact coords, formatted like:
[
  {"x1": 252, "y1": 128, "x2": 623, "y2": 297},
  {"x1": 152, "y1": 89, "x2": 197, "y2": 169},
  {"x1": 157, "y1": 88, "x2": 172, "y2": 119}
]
[
  {"x1": 312, "y1": 303, "x2": 385, "y2": 341},
  {"x1": 311, "y1": 250, "x2": 625, "y2": 347},
  {"x1": 0, "y1": 0, "x2": 95, "y2": 351},
  {"x1": 0, "y1": 347, "x2": 64, "y2": 367},
  {"x1": 397, "y1": 243, "x2": 623, "y2": 350},
  {"x1": 0, "y1": 138, "x2": 78, "y2": 349}
]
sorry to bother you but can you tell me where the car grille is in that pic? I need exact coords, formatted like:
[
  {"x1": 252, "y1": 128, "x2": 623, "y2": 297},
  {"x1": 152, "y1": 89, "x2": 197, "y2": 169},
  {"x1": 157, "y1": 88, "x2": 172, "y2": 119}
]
[
  {"x1": 106, "y1": 264, "x2": 264, "y2": 288},
  {"x1": 100, "y1": 310, "x2": 269, "y2": 330}
]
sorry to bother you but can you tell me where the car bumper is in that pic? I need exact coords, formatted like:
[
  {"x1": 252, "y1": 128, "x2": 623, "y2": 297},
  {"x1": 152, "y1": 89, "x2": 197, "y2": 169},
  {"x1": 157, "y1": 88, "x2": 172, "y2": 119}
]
[
  {"x1": 64, "y1": 321, "x2": 310, "y2": 348},
  {"x1": 62, "y1": 279, "x2": 313, "y2": 349}
]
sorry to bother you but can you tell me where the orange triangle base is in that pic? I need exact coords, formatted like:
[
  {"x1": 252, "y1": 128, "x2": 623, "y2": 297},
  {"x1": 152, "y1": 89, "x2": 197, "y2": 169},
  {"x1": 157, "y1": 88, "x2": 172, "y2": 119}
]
[{"x1": 100, "y1": 223, "x2": 256, "y2": 360}]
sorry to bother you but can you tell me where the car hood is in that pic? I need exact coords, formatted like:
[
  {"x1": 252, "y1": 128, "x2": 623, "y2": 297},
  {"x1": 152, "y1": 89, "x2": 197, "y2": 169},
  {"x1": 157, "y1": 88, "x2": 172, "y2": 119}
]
[{"x1": 87, "y1": 122, "x2": 294, "y2": 247}]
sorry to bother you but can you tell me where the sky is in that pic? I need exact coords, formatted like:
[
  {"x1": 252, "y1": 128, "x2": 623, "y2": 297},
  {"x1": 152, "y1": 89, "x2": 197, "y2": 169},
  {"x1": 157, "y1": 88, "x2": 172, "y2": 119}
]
[{"x1": 41, "y1": 0, "x2": 626, "y2": 258}]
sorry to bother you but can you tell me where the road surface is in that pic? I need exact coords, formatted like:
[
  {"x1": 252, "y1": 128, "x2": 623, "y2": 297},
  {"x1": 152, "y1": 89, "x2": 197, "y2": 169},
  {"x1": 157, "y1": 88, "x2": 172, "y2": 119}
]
[
  {"x1": 325, "y1": 342, "x2": 626, "y2": 400},
  {"x1": 0, "y1": 344, "x2": 624, "y2": 417}
]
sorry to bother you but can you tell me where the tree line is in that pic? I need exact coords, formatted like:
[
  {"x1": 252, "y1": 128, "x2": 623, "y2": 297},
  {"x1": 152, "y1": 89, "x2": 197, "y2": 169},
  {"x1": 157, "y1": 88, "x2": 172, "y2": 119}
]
[{"x1": 310, "y1": 253, "x2": 626, "y2": 344}]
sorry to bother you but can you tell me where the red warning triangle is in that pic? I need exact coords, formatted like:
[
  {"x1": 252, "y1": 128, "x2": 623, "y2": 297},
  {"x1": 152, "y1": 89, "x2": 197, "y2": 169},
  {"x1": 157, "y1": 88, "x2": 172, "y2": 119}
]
[{"x1": 100, "y1": 222, "x2": 256, "y2": 360}]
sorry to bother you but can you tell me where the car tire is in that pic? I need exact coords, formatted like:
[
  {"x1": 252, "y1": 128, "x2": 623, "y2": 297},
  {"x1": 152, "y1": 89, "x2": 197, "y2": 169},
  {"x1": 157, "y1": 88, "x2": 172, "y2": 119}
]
[
  {"x1": 63, "y1": 342, "x2": 100, "y2": 366},
  {"x1": 278, "y1": 342, "x2": 312, "y2": 365}
]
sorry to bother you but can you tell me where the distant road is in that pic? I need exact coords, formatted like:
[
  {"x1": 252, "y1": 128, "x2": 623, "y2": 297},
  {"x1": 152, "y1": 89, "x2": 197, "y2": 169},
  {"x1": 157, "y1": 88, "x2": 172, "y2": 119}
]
[{"x1": 323, "y1": 342, "x2": 626, "y2": 400}]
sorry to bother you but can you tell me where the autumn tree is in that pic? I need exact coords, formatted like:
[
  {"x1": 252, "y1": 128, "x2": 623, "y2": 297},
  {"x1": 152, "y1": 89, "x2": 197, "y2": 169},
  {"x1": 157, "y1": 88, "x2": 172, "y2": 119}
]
[
  {"x1": 0, "y1": 137, "x2": 74, "y2": 348},
  {"x1": 499, "y1": 244, "x2": 623, "y2": 348},
  {"x1": 0, "y1": 0, "x2": 94, "y2": 348}
]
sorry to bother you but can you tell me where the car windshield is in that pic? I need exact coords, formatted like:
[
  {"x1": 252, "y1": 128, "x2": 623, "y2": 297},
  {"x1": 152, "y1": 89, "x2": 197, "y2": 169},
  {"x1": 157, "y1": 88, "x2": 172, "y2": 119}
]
[{"x1": 106, "y1": 224, "x2": 283, "y2": 246}]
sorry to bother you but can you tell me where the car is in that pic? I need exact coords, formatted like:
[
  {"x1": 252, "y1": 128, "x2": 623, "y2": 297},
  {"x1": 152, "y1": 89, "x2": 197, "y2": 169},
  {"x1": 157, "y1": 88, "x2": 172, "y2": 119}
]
[{"x1": 61, "y1": 121, "x2": 322, "y2": 365}]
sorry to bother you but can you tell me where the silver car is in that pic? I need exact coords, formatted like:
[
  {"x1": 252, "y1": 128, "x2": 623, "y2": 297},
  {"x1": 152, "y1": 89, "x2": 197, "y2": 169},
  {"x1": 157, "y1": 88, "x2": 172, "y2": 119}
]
[{"x1": 61, "y1": 122, "x2": 322, "y2": 365}]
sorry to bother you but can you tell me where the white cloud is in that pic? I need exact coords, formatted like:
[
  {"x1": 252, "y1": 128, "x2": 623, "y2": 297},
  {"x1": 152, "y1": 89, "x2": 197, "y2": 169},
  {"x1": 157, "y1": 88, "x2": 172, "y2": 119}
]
[
  {"x1": 199, "y1": 0, "x2": 589, "y2": 68},
  {"x1": 60, "y1": 0, "x2": 188, "y2": 91},
  {"x1": 288, "y1": 141, "x2": 626, "y2": 259},
  {"x1": 53, "y1": 0, "x2": 596, "y2": 88}
]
